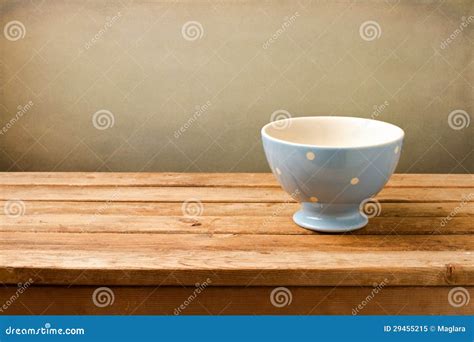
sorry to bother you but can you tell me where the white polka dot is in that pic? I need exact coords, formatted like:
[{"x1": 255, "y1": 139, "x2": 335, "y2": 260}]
[
  {"x1": 275, "y1": 167, "x2": 282, "y2": 175},
  {"x1": 310, "y1": 196, "x2": 319, "y2": 203},
  {"x1": 351, "y1": 177, "x2": 359, "y2": 185},
  {"x1": 394, "y1": 146, "x2": 399, "y2": 154},
  {"x1": 306, "y1": 152, "x2": 315, "y2": 160}
]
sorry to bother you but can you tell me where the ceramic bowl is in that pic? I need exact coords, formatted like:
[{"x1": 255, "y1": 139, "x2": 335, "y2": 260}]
[{"x1": 261, "y1": 116, "x2": 404, "y2": 232}]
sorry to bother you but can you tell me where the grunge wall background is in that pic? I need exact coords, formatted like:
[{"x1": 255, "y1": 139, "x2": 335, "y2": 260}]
[{"x1": 0, "y1": 0, "x2": 472, "y2": 172}]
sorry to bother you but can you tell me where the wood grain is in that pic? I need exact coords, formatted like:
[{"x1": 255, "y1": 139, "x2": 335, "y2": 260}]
[
  {"x1": 0, "y1": 286, "x2": 472, "y2": 315},
  {"x1": 2, "y1": 232, "x2": 473, "y2": 252},
  {"x1": 2, "y1": 201, "x2": 472, "y2": 217},
  {"x1": 2, "y1": 215, "x2": 472, "y2": 235},
  {"x1": 0, "y1": 185, "x2": 472, "y2": 202},
  {"x1": 0, "y1": 232, "x2": 472, "y2": 286}
]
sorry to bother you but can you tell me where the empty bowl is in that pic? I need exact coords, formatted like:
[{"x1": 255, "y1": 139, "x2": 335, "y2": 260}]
[{"x1": 261, "y1": 116, "x2": 404, "y2": 232}]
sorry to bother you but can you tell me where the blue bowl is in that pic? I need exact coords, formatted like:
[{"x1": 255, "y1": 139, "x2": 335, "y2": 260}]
[{"x1": 262, "y1": 116, "x2": 404, "y2": 233}]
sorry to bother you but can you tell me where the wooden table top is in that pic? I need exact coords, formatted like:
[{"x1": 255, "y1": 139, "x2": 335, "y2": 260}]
[{"x1": 0, "y1": 172, "x2": 473, "y2": 288}]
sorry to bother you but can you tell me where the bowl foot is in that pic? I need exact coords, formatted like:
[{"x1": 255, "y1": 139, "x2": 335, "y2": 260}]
[{"x1": 293, "y1": 202, "x2": 368, "y2": 233}]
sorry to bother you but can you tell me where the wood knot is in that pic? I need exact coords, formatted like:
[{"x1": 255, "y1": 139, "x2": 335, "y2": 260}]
[
  {"x1": 179, "y1": 217, "x2": 201, "y2": 226},
  {"x1": 445, "y1": 263, "x2": 456, "y2": 283}
]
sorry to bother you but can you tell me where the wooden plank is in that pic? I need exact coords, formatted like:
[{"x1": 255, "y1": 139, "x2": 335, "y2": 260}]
[
  {"x1": 0, "y1": 286, "x2": 472, "y2": 315},
  {"x1": 2, "y1": 215, "x2": 472, "y2": 235},
  {"x1": 0, "y1": 185, "x2": 472, "y2": 202},
  {"x1": 0, "y1": 233, "x2": 472, "y2": 286},
  {"x1": 2, "y1": 201, "x2": 472, "y2": 217},
  {"x1": 2, "y1": 232, "x2": 473, "y2": 252},
  {"x1": 0, "y1": 173, "x2": 472, "y2": 188}
]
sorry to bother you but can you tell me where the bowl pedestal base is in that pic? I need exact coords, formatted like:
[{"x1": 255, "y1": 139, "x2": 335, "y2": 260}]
[{"x1": 293, "y1": 202, "x2": 368, "y2": 233}]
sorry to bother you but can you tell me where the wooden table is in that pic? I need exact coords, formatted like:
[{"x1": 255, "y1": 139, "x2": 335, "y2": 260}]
[{"x1": 0, "y1": 173, "x2": 472, "y2": 315}]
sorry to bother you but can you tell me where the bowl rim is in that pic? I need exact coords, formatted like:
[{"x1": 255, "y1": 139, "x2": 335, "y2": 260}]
[{"x1": 261, "y1": 116, "x2": 405, "y2": 150}]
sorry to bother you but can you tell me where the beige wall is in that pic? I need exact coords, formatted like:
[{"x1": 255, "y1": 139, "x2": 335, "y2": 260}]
[{"x1": 0, "y1": 0, "x2": 472, "y2": 173}]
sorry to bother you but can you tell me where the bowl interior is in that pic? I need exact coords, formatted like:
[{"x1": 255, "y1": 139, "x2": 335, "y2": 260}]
[{"x1": 262, "y1": 116, "x2": 404, "y2": 148}]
